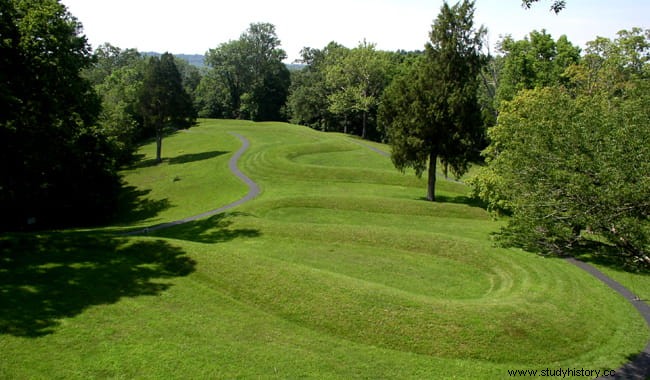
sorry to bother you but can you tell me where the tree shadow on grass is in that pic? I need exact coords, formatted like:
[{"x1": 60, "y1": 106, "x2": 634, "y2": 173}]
[
  {"x1": 151, "y1": 212, "x2": 261, "y2": 244},
  {"x1": 130, "y1": 150, "x2": 228, "y2": 169},
  {"x1": 114, "y1": 185, "x2": 172, "y2": 225},
  {"x1": 616, "y1": 351, "x2": 650, "y2": 379},
  {"x1": 168, "y1": 150, "x2": 228, "y2": 165},
  {"x1": 417, "y1": 194, "x2": 487, "y2": 208},
  {"x1": 574, "y1": 244, "x2": 650, "y2": 274},
  {"x1": 0, "y1": 231, "x2": 196, "y2": 337}
]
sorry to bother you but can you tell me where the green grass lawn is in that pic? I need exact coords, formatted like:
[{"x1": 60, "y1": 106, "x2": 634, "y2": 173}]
[{"x1": 1, "y1": 119, "x2": 649, "y2": 379}]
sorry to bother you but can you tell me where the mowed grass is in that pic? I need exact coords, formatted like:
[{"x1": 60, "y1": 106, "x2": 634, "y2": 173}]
[{"x1": 1, "y1": 119, "x2": 649, "y2": 379}]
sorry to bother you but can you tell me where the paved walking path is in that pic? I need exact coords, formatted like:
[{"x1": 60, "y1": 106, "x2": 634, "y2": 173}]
[
  {"x1": 122, "y1": 132, "x2": 260, "y2": 235},
  {"x1": 566, "y1": 258, "x2": 650, "y2": 379}
]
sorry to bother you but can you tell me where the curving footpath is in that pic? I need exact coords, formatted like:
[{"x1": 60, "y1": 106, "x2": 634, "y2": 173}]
[
  {"x1": 124, "y1": 132, "x2": 650, "y2": 378},
  {"x1": 354, "y1": 138, "x2": 650, "y2": 379},
  {"x1": 122, "y1": 132, "x2": 260, "y2": 236},
  {"x1": 566, "y1": 258, "x2": 650, "y2": 380}
]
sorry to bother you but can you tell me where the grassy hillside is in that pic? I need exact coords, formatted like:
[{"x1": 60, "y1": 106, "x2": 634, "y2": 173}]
[{"x1": 1, "y1": 119, "x2": 648, "y2": 378}]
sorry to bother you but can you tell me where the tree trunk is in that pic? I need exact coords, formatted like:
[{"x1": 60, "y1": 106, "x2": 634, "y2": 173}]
[
  {"x1": 427, "y1": 150, "x2": 437, "y2": 201},
  {"x1": 361, "y1": 111, "x2": 367, "y2": 139},
  {"x1": 155, "y1": 129, "x2": 163, "y2": 164}
]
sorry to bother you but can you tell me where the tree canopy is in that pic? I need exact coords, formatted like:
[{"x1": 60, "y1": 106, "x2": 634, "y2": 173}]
[
  {"x1": 470, "y1": 29, "x2": 650, "y2": 267},
  {"x1": 0, "y1": 0, "x2": 121, "y2": 229},
  {"x1": 204, "y1": 23, "x2": 290, "y2": 121}
]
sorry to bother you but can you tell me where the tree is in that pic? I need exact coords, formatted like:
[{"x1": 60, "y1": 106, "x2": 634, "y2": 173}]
[
  {"x1": 194, "y1": 68, "x2": 231, "y2": 118},
  {"x1": 138, "y1": 53, "x2": 195, "y2": 163},
  {"x1": 325, "y1": 41, "x2": 395, "y2": 139},
  {"x1": 470, "y1": 29, "x2": 650, "y2": 267},
  {"x1": 564, "y1": 28, "x2": 649, "y2": 96},
  {"x1": 94, "y1": 63, "x2": 145, "y2": 165},
  {"x1": 83, "y1": 42, "x2": 141, "y2": 86},
  {"x1": 496, "y1": 30, "x2": 580, "y2": 106},
  {"x1": 0, "y1": 0, "x2": 121, "y2": 229},
  {"x1": 471, "y1": 85, "x2": 649, "y2": 266},
  {"x1": 205, "y1": 22, "x2": 289, "y2": 121},
  {"x1": 287, "y1": 42, "x2": 348, "y2": 132},
  {"x1": 379, "y1": 0, "x2": 485, "y2": 201},
  {"x1": 521, "y1": 0, "x2": 566, "y2": 13},
  {"x1": 84, "y1": 44, "x2": 146, "y2": 165}
]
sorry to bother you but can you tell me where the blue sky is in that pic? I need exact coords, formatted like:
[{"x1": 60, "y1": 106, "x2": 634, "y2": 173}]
[{"x1": 61, "y1": 0, "x2": 649, "y2": 62}]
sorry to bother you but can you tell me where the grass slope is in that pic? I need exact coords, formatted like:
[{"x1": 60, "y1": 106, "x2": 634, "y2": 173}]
[{"x1": 1, "y1": 119, "x2": 649, "y2": 379}]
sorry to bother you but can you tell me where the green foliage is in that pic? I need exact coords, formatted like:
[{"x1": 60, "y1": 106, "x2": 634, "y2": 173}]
[
  {"x1": 286, "y1": 42, "x2": 347, "y2": 132},
  {"x1": 194, "y1": 69, "x2": 231, "y2": 118},
  {"x1": 564, "y1": 28, "x2": 649, "y2": 96},
  {"x1": 0, "y1": 0, "x2": 122, "y2": 229},
  {"x1": 83, "y1": 42, "x2": 141, "y2": 86},
  {"x1": 471, "y1": 29, "x2": 650, "y2": 267},
  {"x1": 496, "y1": 30, "x2": 580, "y2": 106},
  {"x1": 521, "y1": 0, "x2": 566, "y2": 13},
  {"x1": 472, "y1": 85, "x2": 649, "y2": 265},
  {"x1": 379, "y1": 0, "x2": 485, "y2": 201},
  {"x1": 86, "y1": 45, "x2": 146, "y2": 165},
  {"x1": 138, "y1": 53, "x2": 196, "y2": 163},
  {"x1": 288, "y1": 42, "x2": 401, "y2": 140},
  {"x1": 204, "y1": 23, "x2": 289, "y2": 121},
  {"x1": 324, "y1": 40, "x2": 396, "y2": 139}
]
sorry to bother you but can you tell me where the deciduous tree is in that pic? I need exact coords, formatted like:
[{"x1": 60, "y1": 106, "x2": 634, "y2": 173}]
[
  {"x1": 472, "y1": 85, "x2": 649, "y2": 265},
  {"x1": 496, "y1": 30, "x2": 580, "y2": 106},
  {"x1": 287, "y1": 43, "x2": 348, "y2": 132},
  {"x1": 205, "y1": 23, "x2": 289, "y2": 121},
  {"x1": 325, "y1": 41, "x2": 395, "y2": 139},
  {"x1": 521, "y1": 0, "x2": 566, "y2": 13},
  {"x1": 470, "y1": 29, "x2": 650, "y2": 267},
  {"x1": 0, "y1": 0, "x2": 120, "y2": 229}
]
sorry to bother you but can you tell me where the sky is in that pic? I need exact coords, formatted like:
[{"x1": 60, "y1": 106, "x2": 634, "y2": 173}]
[{"x1": 61, "y1": 0, "x2": 649, "y2": 62}]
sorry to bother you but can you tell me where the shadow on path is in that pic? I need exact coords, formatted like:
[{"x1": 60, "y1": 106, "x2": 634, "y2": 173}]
[{"x1": 0, "y1": 231, "x2": 196, "y2": 337}]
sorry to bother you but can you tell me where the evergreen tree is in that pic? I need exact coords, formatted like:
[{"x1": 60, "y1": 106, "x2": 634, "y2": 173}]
[
  {"x1": 138, "y1": 53, "x2": 195, "y2": 163},
  {"x1": 379, "y1": 0, "x2": 485, "y2": 201}
]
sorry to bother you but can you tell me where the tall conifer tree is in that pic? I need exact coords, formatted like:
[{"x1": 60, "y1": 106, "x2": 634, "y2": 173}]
[
  {"x1": 138, "y1": 53, "x2": 195, "y2": 163},
  {"x1": 380, "y1": 0, "x2": 485, "y2": 201}
]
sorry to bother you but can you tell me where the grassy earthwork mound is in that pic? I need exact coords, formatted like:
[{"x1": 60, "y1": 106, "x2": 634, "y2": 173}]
[{"x1": 1, "y1": 119, "x2": 648, "y2": 378}]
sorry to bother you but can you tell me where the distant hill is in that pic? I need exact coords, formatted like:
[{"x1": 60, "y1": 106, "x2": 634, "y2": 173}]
[
  {"x1": 143, "y1": 51, "x2": 306, "y2": 71},
  {"x1": 286, "y1": 63, "x2": 306, "y2": 71},
  {"x1": 142, "y1": 52, "x2": 205, "y2": 67}
]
